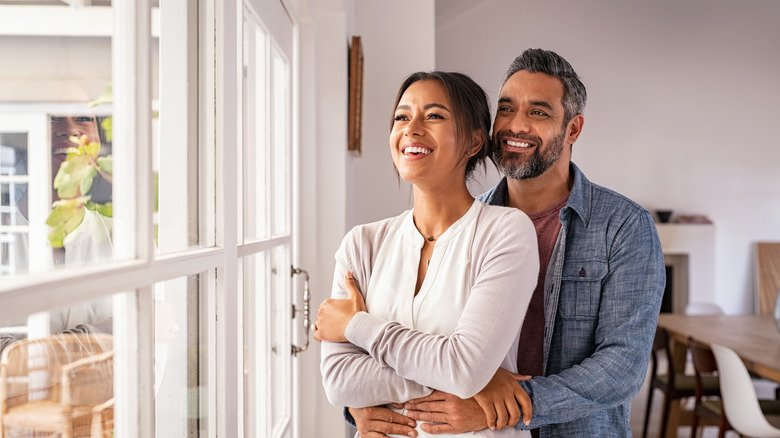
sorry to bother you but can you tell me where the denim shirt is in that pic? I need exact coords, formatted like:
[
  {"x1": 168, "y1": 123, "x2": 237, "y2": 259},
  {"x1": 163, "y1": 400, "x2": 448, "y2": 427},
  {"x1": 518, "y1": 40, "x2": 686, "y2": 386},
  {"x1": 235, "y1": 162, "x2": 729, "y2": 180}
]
[{"x1": 478, "y1": 162, "x2": 664, "y2": 437}]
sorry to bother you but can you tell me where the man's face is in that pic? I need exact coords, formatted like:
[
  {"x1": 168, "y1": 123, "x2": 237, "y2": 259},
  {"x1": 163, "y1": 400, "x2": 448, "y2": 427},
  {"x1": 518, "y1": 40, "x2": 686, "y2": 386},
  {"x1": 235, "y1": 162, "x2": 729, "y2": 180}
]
[{"x1": 491, "y1": 71, "x2": 569, "y2": 180}]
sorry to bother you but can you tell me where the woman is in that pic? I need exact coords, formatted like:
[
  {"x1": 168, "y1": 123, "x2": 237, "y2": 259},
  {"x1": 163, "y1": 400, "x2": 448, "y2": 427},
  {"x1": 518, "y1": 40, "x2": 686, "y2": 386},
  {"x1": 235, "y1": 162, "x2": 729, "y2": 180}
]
[{"x1": 315, "y1": 71, "x2": 539, "y2": 437}]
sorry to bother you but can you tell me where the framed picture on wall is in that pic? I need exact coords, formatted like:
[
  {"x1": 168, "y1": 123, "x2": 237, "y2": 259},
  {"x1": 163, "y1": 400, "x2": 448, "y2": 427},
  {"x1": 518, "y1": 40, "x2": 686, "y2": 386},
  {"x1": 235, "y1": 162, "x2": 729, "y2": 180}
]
[{"x1": 348, "y1": 36, "x2": 363, "y2": 154}]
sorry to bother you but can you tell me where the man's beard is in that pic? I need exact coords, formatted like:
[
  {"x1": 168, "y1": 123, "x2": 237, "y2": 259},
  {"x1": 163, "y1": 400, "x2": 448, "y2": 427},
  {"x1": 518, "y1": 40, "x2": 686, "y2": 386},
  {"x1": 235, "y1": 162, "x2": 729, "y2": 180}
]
[{"x1": 492, "y1": 127, "x2": 566, "y2": 180}]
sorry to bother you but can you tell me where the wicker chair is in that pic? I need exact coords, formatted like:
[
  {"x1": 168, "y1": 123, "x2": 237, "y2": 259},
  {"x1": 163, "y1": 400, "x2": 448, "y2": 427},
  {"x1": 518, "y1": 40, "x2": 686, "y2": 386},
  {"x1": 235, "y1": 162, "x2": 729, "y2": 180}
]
[{"x1": 0, "y1": 333, "x2": 114, "y2": 438}]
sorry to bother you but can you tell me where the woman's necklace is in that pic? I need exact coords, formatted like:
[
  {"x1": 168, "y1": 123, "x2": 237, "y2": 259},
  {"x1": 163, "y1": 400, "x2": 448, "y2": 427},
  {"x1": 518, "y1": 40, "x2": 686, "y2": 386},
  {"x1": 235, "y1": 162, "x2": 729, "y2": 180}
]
[{"x1": 426, "y1": 235, "x2": 435, "y2": 242}]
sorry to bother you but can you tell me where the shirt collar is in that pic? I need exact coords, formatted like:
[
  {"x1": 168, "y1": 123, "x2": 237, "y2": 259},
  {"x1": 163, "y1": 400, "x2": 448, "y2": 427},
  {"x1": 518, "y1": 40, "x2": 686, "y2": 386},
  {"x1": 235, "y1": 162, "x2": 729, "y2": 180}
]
[
  {"x1": 565, "y1": 162, "x2": 591, "y2": 227},
  {"x1": 482, "y1": 161, "x2": 592, "y2": 227}
]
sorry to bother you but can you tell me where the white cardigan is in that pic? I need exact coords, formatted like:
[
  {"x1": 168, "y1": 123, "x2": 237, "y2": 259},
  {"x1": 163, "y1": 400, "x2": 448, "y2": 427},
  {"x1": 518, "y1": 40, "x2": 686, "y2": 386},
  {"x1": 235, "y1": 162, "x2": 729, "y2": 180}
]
[{"x1": 321, "y1": 200, "x2": 539, "y2": 416}]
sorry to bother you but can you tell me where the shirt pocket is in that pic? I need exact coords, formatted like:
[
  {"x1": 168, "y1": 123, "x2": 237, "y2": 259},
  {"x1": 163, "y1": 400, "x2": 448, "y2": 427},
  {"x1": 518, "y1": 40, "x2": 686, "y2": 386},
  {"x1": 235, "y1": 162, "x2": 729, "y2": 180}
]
[{"x1": 559, "y1": 260, "x2": 607, "y2": 320}]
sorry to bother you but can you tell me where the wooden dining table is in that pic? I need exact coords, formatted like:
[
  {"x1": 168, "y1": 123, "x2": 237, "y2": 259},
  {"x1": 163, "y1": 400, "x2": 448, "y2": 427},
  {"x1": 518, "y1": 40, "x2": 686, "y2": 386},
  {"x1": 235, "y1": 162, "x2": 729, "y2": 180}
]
[
  {"x1": 653, "y1": 314, "x2": 780, "y2": 435},
  {"x1": 657, "y1": 314, "x2": 780, "y2": 383}
]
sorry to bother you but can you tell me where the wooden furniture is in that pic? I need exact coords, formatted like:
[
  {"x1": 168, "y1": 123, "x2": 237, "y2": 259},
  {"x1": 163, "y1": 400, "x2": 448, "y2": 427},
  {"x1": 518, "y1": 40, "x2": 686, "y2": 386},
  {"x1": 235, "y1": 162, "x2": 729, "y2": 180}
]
[
  {"x1": 0, "y1": 333, "x2": 114, "y2": 438},
  {"x1": 658, "y1": 314, "x2": 780, "y2": 383},
  {"x1": 642, "y1": 327, "x2": 719, "y2": 438},
  {"x1": 90, "y1": 398, "x2": 114, "y2": 438},
  {"x1": 756, "y1": 242, "x2": 780, "y2": 316}
]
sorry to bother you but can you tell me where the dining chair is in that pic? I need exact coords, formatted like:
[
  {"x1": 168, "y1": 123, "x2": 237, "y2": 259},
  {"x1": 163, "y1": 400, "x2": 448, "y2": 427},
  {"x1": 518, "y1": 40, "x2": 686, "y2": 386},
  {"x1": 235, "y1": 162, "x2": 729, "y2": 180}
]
[
  {"x1": 642, "y1": 327, "x2": 720, "y2": 438},
  {"x1": 0, "y1": 333, "x2": 114, "y2": 438},
  {"x1": 711, "y1": 343, "x2": 780, "y2": 438},
  {"x1": 688, "y1": 337, "x2": 732, "y2": 438}
]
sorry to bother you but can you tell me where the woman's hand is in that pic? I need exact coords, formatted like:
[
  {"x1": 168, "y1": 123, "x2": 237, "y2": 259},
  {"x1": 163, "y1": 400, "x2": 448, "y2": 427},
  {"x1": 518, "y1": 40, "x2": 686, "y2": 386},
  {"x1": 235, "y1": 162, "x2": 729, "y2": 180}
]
[
  {"x1": 473, "y1": 367, "x2": 532, "y2": 430},
  {"x1": 313, "y1": 271, "x2": 367, "y2": 343}
]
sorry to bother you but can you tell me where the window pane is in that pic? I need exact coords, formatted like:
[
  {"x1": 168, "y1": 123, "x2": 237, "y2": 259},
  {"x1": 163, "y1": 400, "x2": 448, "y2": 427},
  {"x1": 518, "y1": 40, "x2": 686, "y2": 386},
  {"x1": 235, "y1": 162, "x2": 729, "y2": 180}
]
[
  {"x1": 0, "y1": 4, "x2": 117, "y2": 276},
  {"x1": 242, "y1": 245, "x2": 292, "y2": 436},
  {"x1": 270, "y1": 245, "x2": 291, "y2": 429},
  {"x1": 154, "y1": 271, "x2": 208, "y2": 436},
  {"x1": 0, "y1": 292, "x2": 122, "y2": 437},
  {"x1": 271, "y1": 49, "x2": 290, "y2": 237},
  {"x1": 242, "y1": 12, "x2": 269, "y2": 242},
  {"x1": 155, "y1": 2, "x2": 201, "y2": 255},
  {"x1": 1, "y1": 132, "x2": 29, "y2": 275}
]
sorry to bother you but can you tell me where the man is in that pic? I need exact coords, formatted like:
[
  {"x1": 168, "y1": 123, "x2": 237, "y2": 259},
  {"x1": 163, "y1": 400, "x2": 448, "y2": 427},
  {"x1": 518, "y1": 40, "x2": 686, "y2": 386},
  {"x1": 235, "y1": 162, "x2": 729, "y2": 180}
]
[{"x1": 347, "y1": 49, "x2": 665, "y2": 437}]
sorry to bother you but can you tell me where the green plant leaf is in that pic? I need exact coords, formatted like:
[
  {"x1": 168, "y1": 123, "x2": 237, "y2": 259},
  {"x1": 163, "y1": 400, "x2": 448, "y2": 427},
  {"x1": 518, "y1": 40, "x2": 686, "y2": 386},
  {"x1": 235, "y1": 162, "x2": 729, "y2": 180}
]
[
  {"x1": 88, "y1": 84, "x2": 113, "y2": 108},
  {"x1": 46, "y1": 199, "x2": 86, "y2": 248},
  {"x1": 84, "y1": 139, "x2": 101, "y2": 159},
  {"x1": 101, "y1": 116, "x2": 113, "y2": 142},
  {"x1": 97, "y1": 156, "x2": 113, "y2": 176},
  {"x1": 153, "y1": 171, "x2": 159, "y2": 212},
  {"x1": 54, "y1": 155, "x2": 97, "y2": 199},
  {"x1": 86, "y1": 201, "x2": 113, "y2": 218}
]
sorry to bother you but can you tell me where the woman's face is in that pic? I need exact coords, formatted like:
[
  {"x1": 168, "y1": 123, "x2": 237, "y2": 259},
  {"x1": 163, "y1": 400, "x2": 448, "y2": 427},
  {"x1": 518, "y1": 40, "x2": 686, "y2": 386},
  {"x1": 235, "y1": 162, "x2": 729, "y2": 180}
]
[
  {"x1": 389, "y1": 79, "x2": 468, "y2": 188},
  {"x1": 50, "y1": 115, "x2": 101, "y2": 167}
]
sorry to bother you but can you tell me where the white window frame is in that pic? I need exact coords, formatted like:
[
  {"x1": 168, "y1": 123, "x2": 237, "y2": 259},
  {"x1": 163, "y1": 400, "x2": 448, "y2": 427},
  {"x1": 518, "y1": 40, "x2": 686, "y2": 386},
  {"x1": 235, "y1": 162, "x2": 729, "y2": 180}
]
[{"x1": 0, "y1": 1, "x2": 241, "y2": 437}]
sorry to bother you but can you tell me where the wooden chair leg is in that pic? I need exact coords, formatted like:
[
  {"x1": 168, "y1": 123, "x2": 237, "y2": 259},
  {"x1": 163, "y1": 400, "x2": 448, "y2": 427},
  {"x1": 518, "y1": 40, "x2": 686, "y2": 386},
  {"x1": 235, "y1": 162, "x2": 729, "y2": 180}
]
[
  {"x1": 717, "y1": 416, "x2": 728, "y2": 438},
  {"x1": 659, "y1": 395, "x2": 671, "y2": 438},
  {"x1": 643, "y1": 387, "x2": 655, "y2": 438},
  {"x1": 691, "y1": 412, "x2": 700, "y2": 438}
]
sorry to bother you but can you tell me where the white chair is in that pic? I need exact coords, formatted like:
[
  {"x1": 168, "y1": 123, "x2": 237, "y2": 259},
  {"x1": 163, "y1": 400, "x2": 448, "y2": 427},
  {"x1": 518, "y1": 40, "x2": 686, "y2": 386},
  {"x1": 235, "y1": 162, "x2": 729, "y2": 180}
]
[{"x1": 710, "y1": 343, "x2": 780, "y2": 437}]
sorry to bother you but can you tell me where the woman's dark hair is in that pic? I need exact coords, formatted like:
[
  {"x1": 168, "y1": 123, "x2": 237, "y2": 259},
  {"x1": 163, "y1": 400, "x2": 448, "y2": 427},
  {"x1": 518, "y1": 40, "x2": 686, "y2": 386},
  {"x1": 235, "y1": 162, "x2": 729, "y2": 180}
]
[{"x1": 390, "y1": 71, "x2": 490, "y2": 179}]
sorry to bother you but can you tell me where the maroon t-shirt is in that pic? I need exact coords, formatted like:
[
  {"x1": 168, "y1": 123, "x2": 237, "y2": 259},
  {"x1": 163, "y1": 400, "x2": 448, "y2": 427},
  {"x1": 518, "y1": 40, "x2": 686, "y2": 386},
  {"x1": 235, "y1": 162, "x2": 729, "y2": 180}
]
[
  {"x1": 516, "y1": 195, "x2": 568, "y2": 378},
  {"x1": 517, "y1": 195, "x2": 567, "y2": 438}
]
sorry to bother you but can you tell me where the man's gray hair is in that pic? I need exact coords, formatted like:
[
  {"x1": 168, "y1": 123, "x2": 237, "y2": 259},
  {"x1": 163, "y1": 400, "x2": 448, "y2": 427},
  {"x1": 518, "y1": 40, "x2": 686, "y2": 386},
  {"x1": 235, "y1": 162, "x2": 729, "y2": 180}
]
[{"x1": 502, "y1": 48, "x2": 587, "y2": 124}]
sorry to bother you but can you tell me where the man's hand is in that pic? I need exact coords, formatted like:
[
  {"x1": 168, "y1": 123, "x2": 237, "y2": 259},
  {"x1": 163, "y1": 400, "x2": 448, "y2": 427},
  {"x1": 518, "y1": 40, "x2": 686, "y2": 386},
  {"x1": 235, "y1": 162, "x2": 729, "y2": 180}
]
[
  {"x1": 402, "y1": 368, "x2": 533, "y2": 434},
  {"x1": 473, "y1": 367, "x2": 532, "y2": 430},
  {"x1": 349, "y1": 406, "x2": 417, "y2": 438},
  {"x1": 402, "y1": 391, "x2": 487, "y2": 434}
]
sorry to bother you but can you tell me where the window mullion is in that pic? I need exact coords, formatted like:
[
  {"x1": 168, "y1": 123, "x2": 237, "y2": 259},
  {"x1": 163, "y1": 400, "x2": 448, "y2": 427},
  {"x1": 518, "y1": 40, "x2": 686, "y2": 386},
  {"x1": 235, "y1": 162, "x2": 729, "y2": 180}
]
[
  {"x1": 112, "y1": 0, "x2": 154, "y2": 436},
  {"x1": 215, "y1": 0, "x2": 241, "y2": 437}
]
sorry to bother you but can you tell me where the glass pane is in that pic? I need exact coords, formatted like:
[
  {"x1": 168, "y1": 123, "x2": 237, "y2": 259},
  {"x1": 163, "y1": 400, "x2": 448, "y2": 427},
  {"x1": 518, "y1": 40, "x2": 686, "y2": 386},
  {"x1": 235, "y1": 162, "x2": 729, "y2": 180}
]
[
  {"x1": 0, "y1": 4, "x2": 117, "y2": 276},
  {"x1": 241, "y1": 251, "x2": 266, "y2": 437},
  {"x1": 270, "y1": 245, "x2": 291, "y2": 430},
  {"x1": 154, "y1": 271, "x2": 207, "y2": 436},
  {"x1": 155, "y1": 2, "x2": 201, "y2": 255},
  {"x1": 0, "y1": 292, "x2": 124, "y2": 437},
  {"x1": 1, "y1": 132, "x2": 29, "y2": 275},
  {"x1": 242, "y1": 12, "x2": 269, "y2": 242},
  {"x1": 271, "y1": 49, "x2": 290, "y2": 237},
  {"x1": 242, "y1": 245, "x2": 291, "y2": 437}
]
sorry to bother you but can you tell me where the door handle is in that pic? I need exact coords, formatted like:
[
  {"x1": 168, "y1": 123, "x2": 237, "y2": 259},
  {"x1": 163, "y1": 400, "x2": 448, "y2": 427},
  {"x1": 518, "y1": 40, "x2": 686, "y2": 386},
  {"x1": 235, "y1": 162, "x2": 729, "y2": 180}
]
[{"x1": 291, "y1": 265, "x2": 310, "y2": 356}]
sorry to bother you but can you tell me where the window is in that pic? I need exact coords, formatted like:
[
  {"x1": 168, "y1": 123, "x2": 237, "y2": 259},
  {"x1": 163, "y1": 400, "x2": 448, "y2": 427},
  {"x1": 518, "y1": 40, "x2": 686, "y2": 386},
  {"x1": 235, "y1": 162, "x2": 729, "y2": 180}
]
[
  {"x1": 0, "y1": 1, "x2": 307, "y2": 436},
  {"x1": 0, "y1": 2, "x2": 213, "y2": 436},
  {"x1": 240, "y1": 2, "x2": 298, "y2": 437}
]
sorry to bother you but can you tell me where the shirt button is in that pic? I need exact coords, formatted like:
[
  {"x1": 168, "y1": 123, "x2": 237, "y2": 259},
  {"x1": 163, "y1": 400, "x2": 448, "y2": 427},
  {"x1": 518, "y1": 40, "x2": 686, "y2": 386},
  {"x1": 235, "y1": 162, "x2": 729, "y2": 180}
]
[{"x1": 579, "y1": 268, "x2": 586, "y2": 277}]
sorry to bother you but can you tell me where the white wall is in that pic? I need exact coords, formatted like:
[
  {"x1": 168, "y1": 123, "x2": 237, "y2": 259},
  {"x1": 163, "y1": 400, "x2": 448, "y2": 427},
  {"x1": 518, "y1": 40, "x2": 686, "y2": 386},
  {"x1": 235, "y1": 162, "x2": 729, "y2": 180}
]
[
  {"x1": 294, "y1": 2, "x2": 350, "y2": 436},
  {"x1": 347, "y1": 0, "x2": 436, "y2": 228},
  {"x1": 434, "y1": 0, "x2": 780, "y2": 314}
]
